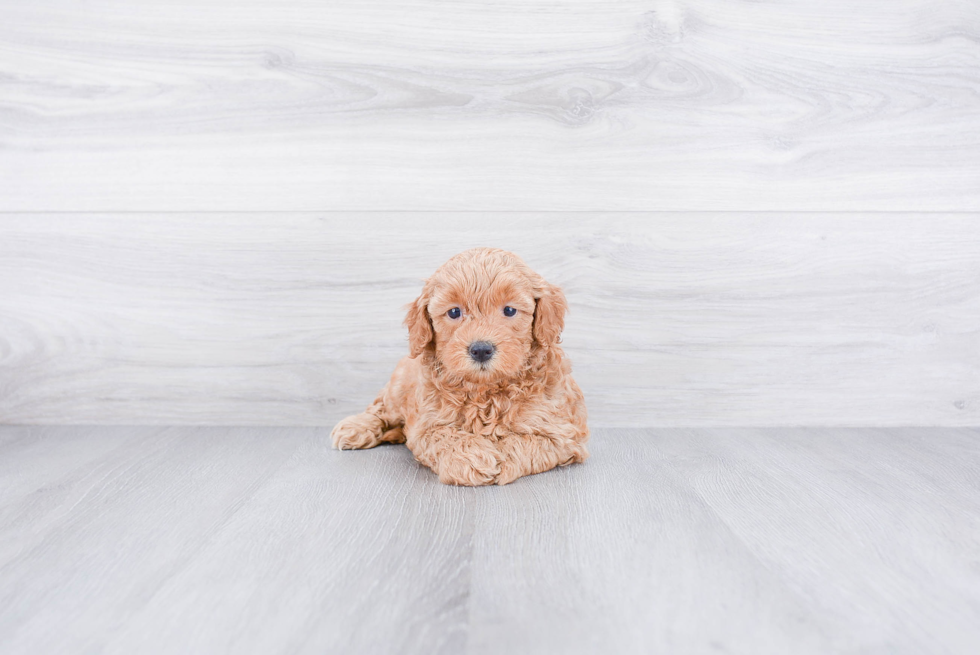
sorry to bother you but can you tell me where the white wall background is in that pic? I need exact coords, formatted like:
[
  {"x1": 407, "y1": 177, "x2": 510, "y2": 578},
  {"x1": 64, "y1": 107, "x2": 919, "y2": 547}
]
[{"x1": 1, "y1": 1, "x2": 978, "y2": 426}]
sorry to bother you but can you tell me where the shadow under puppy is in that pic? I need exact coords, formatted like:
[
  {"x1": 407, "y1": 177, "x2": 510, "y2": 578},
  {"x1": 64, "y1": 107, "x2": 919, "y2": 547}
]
[{"x1": 332, "y1": 248, "x2": 589, "y2": 485}]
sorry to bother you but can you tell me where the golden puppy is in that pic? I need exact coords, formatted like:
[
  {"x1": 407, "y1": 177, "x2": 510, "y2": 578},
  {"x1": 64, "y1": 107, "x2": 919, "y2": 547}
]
[{"x1": 331, "y1": 248, "x2": 589, "y2": 485}]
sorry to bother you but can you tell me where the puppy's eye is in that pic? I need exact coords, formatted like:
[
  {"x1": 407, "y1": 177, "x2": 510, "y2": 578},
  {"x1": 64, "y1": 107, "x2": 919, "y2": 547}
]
[
  {"x1": 503, "y1": 306, "x2": 517, "y2": 317},
  {"x1": 447, "y1": 307, "x2": 462, "y2": 319}
]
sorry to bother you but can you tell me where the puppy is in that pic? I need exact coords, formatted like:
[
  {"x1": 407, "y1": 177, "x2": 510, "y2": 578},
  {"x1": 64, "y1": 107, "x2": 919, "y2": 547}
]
[{"x1": 331, "y1": 248, "x2": 589, "y2": 486}]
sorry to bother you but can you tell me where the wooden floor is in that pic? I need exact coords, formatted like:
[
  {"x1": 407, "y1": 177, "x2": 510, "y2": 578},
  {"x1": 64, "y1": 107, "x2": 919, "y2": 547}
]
[{"x1": 1, "y1": 426, "x2": 978, "y2": 654}]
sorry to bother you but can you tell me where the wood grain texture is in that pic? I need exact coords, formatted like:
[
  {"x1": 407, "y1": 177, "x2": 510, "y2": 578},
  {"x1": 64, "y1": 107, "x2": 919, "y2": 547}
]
[
  {"x1": 0, "y1": 427, "x2": 311, "y2": 653},
  {"x1": 468, "y1": 426, "x2": 980, "y2": 654},
  {"x1": 1, "y1": 1, "x2": 979, "y2": 211},
  {"x1": 1, "y1": 426, "x2": 979, "y2": 654},
  {"x1": 1, "y1": 213, "x2": 977, "y2": 426}
]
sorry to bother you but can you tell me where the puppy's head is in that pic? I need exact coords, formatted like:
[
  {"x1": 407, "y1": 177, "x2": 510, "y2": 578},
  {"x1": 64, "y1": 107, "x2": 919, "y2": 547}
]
[{"x1": 405, "y1": 248, "x2": 567, "y2": 382}]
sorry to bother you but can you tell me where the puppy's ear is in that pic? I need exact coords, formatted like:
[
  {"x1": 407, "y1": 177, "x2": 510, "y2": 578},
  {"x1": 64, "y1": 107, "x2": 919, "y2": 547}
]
[
  {"x1": 532, "y1": 282, "x2": 568, "y2": 347},
  {"x1": 404, "y1": 292, "x2": 434, "y2": 358}
]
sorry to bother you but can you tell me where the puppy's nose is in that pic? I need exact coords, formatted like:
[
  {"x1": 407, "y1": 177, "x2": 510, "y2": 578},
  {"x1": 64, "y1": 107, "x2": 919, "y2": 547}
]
[{"x1": 468, "y1": 341, "x2": 495, "y2": 363}]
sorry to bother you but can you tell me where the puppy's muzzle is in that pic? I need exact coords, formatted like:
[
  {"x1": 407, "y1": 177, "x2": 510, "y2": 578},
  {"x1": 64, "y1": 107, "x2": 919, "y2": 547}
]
[{"x1": 468, "y1": 341, "x2": 496, "y2": 363}]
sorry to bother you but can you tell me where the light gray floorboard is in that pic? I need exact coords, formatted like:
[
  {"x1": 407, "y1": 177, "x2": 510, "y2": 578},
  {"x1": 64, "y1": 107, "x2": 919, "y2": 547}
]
[
  {"x1": 0, "y1": 427, "x2": 310, "y2": 654},
  {"x1": 102, "y1": 433, "x2": 472, "y2": 655},
  {"x1": 1, "y1": 1, "x2": 979, "y2": 211},
  {"x1": 2, "y1": 214, "x2": 977, "y2": 427},
  {"x1": 1, "y1": 426, "x2": 978, "y2": 654}
]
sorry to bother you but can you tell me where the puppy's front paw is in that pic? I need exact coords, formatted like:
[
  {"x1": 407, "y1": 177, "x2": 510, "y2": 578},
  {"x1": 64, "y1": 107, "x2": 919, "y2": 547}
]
[
  {"x1": 495, "y1": 435, "x2": 589, "y2": 485},
  {"x1": 436, "y1": 438, "x2": 502, "y2": 486},
  {"x1": 331, "y1": 412, "x2": 385, "y2": 450}
]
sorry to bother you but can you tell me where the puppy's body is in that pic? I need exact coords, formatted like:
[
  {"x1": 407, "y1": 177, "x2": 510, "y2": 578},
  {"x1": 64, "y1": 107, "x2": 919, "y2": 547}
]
[{"x1": 332, "y1": 248, "x2": 588, "y2": 486}]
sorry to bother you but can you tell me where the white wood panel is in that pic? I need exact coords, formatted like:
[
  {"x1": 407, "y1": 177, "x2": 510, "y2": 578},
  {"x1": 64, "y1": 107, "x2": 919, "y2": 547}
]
[
  {"x1": 1, "y1": 213, "x2": 977, "y2": 426},
  {"x1": 2, "y1": 426, "x2": 979, "y2": 653},
  {"x1": 1, "y1": 1, "x2": 979, "y2": 211}
]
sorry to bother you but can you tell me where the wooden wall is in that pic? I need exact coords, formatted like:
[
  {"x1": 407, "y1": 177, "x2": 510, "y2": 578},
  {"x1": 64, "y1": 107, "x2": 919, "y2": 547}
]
[
  {"x1": 1, "y1": 1, "x2": 978, "y2": 426},
  {"x1": 2, "y1": 214, "x2": 977, "y2": 426}
]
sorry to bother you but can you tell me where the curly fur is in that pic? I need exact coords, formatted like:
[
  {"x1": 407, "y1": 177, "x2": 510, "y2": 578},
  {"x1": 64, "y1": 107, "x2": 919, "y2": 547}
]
[{"x1": 331, "y1": 248, "x2": 589, "y2": 485}]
